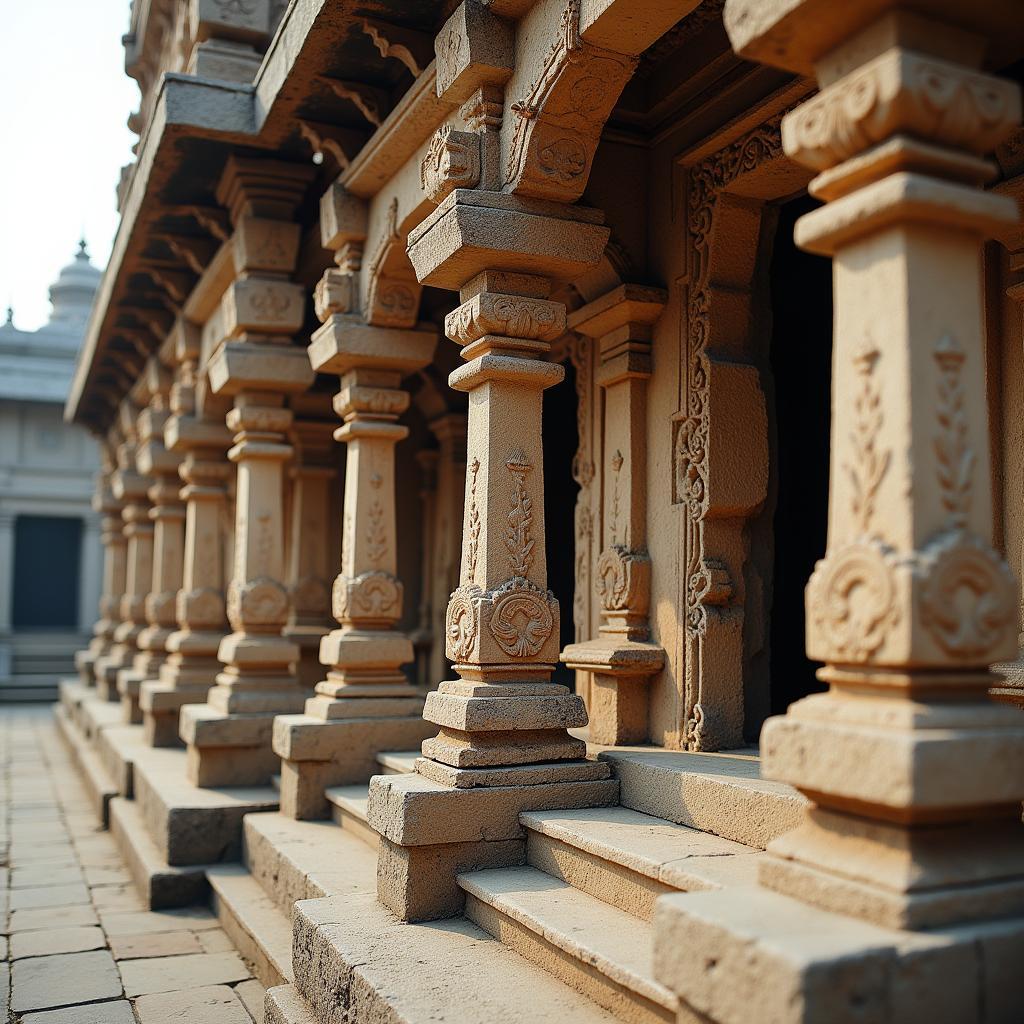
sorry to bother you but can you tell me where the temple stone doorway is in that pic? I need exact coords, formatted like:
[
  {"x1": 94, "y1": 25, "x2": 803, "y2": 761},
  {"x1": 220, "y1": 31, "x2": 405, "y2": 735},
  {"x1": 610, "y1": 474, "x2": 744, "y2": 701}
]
[
  {"x1": 545, "y1": 357, "x2": 581, "y2": 690},
  {"x1": 767, "y1": 193, "x2": 833, "y2": 715}
]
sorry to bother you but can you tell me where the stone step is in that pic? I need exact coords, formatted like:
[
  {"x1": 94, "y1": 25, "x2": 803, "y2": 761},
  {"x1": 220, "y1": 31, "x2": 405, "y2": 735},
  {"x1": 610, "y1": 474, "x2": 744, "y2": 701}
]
[
  {"x1": 96, "y1": 723, "x2": 149, "y2": 801},
  {"x1": 109, "y1": 796, "x2": 210, "y2": 910},
  {"x1": 293, "y1": 892, "x2": 621, "y2": 1024},
  {"x1": 207, "y1": 863, "x2": 294, "y2": 989},
  {"x1": 242, "y1": 812, "x2": 378, "y2": 913},
  {"x1": 265, "y1": 984, "x2": 317, "y2": 1024},
  {"x1": 54, "y1": 703, "x2": 118, "y2": 827},
  {"x1": 131, "y1": 743, "x2": 278, "y2": 866},
  {"x1": 325, "y1": 783, "x2": 378, "y2": 849},
  {"x1": 598, "y1": 748, "x2": 806, "y2": 850},
  {"x1": 375, "y1": 749, "x2": 419, "y2": 774},
  {"x1": 521, "y1": 806, "x2": 760, "y2": 920},
  {"x1": 77, "y1": 692, "x2": 124, "y2": 742},
  {"x1": 459, "y1": 866, "x2": 676, "y2": 1024}
]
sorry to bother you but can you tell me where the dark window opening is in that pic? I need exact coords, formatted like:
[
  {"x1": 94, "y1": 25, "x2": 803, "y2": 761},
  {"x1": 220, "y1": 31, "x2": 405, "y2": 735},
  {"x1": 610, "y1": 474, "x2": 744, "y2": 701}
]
[
  {"x1": 768, "y1": 194, "x2": 833, "y2": 715},
  {"x1": 12, "y1": 516, "x2": 82, "y2": 630},
  {"x1": 544, "y1": 358, "x2": 581, "y2": 689}
]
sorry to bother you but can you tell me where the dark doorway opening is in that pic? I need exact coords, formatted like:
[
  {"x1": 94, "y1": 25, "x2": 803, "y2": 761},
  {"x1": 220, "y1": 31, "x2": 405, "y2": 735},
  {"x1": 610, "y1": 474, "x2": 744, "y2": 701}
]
[
  {"x1": 544, "y1": 358, "x2": 581, "y2": 689},
  {"x1": 768, "y1": 194, "x2": 833, "y2": 715},
  {"x1": 12, "y1": 515, "x2": 83, "y2": 629}
]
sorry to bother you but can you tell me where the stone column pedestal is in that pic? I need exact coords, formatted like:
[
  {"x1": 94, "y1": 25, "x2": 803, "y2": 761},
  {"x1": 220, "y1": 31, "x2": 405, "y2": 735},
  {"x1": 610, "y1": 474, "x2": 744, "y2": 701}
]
[
  {"x1": 654, "y1": 5, "x2": 1024, "y2": 1022},
  {"x1": 367, "y1": 190, "x2": 619, "y2": 921}
]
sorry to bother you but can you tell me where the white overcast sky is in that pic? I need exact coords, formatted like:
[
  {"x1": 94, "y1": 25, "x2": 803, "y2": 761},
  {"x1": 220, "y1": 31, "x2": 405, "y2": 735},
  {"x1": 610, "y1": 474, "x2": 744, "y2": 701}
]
[{"x1": 0, "y1": 1, "x2": 137, "y2": 331}]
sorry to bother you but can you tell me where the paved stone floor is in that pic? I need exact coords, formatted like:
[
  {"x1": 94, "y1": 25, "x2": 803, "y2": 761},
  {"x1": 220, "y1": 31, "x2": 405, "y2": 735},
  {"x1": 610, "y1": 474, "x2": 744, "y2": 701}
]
[{"x1": 0, "y1": 705, "x2": 266, "y2": 1023}]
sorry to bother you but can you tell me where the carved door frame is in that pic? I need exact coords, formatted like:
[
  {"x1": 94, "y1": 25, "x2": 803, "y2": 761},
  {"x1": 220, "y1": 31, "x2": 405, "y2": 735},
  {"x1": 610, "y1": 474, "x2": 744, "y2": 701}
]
[{"x1": 673, "y1": 107, "x2": 812, "y2": 751}]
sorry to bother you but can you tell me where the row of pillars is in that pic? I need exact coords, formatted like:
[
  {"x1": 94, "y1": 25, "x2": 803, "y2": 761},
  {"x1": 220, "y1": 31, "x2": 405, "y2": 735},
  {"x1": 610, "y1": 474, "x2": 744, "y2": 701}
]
[{"x1": 75, "y1": 2, "x2": 1024, "y2": 987}]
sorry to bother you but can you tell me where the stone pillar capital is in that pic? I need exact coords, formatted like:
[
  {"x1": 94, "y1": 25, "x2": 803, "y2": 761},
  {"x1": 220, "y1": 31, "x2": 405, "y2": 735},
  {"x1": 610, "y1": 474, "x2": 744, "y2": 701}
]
[{"x1": 407, "y1": 190, "x2": 610, "y2": 293}]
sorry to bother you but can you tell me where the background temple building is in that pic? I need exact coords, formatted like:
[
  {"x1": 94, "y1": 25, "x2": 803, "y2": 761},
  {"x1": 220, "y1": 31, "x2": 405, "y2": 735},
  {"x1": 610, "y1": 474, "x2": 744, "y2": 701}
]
[
  {"x1": 54, "y1": 0, "x2": 1024, "y2": 1021},
  {"x1": 0, "y1": 243, "x2": 102, "y2": 700}
]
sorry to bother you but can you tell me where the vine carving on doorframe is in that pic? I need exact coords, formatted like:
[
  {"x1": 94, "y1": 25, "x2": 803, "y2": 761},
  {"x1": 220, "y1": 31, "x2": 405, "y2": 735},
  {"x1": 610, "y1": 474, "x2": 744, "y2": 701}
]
[
  {"x1": 568, "y1": 335, "x2": 594, "y2": 642},
  {"x1": 678, "y1": 111, "x2": 785, "y2": 750}
]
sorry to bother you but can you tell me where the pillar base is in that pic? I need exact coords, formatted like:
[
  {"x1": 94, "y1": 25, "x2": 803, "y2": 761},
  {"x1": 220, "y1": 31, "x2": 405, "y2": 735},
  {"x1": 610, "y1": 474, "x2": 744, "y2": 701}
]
[
  {"x1": 991, "y1": 658, "x2": 1024, "y2": 710},
  {"x1": 367, "y1": 765, "x2": 619, "y2": 921},
  {"x1": 562, "y1": 636, "x2": 664, "y2": 745},
  {"x1": 272, "y1": 708, "x2": 435, "y2": 819},
  {"x1": 180, "y1": 699, "x2": 305, "y2": 787},
  {"x1": 96, "y1": 649, "x2": 132, "y2": 702},
  {"x1": 117, "y1": 667, "x2": 146, "y2": 724},
  {"x1": 139, "y1": 681, "x2": 214, "y2": 747},
  {"x1": 286, "y1": 627, "x2": 330, "y2": 689},
  {"x1": 74, "y1": 647, "x2": 100, "y2": 686},
  {"x1": 761, "y1": 806, "x2": 1024, "y2": 931},
  {"x1": 654, "y1": 885, "x2": 1024, "y2": 1024}
]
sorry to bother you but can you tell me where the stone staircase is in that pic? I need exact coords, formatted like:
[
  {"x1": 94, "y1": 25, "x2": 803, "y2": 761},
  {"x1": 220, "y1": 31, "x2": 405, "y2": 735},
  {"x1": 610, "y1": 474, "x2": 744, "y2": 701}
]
[
  {"x1": 240, "y1": 747, "x2": 801, "y2": 1024},
  {"x1": 458, "y1": 808, "x2": 760, "y2": 1023},
  {"x1": 57, "y1": 687, "x2": 807, "y2": 1024}
]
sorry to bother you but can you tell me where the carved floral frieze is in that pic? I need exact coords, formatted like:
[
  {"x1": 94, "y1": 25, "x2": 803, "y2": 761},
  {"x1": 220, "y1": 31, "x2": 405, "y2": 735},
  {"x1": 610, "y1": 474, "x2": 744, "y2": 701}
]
[
  {"x1": 445, "y1": 292, "x2": 565, "y2": 347},
  {"x1": 782, "y1": 50, "x2": 1020, "y2": 171}
]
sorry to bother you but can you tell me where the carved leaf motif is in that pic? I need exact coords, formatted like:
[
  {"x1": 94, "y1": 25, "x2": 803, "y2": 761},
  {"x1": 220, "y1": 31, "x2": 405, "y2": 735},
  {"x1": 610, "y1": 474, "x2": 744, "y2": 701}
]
[
  {"x1": 846, "y1": 341, "x2": 890, "y2": 535},
  {"x1": 504, "y1": 453, "x2": 535, "y2": 576},
  {"x1": 466, "y1": 458, "x2": 481, "y2": 582},
  {"x1": 932, "y1": 335, "x2": 974, "y2": 530}
]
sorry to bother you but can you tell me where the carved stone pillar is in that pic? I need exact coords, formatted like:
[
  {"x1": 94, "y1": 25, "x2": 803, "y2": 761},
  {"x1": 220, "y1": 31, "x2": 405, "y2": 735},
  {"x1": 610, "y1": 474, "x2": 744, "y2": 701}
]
[
  {"x1": 655, "y1": 5, "x2": 1024, "y2": 1021},
  {"x1": 118, "y1": 362, "x2": 184, "y2": 724},
  {"x1": 284, "y1": 410, "x2": 338, "y2": 688},
  {"x1": 273, "y1": 215, "x2": 438, "y2": 816},
  {"x1": 96, "y1": 407, "x2": 153, "y2": 702},
  {"x1": 367, "y1": 184, "x2": 619, "y2": 921},
  {"x1": 141, "y1": 332, "x2": 234, "y2": 746},
  {"x1": 179, "y1": 157, "x2": 316, "y2": 787},
  {"x1": 75, "y1": 447, "x2": 124, "y2": 686},
  {"x1": 562, "y1": 284, "x2": 667, "y2": 744}
]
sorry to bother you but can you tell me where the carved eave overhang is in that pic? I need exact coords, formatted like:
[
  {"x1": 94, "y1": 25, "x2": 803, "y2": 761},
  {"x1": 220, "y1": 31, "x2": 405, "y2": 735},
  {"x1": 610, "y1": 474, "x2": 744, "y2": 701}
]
[
  {"x1": 68, "y1": 0, "x2": 455, "y2": 435},
  {"x1": 602, "y1": 0, "x2": 804, "y2": 153}
]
